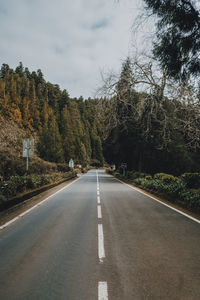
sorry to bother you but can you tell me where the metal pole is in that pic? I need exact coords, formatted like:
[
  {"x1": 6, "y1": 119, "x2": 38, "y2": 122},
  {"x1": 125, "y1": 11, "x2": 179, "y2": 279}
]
[
  {"x1": 26, "y1": 156, "x2": 29, "y2": 171},
  {"x1": 26, "y1": 143, "x2": 30, "y2": 171}
]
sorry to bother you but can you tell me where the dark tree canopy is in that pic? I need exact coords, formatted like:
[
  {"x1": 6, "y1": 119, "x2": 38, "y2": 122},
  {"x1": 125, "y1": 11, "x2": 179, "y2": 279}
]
[{"x1": 144, "y1": 0, "x2": 200, "y2": 80}]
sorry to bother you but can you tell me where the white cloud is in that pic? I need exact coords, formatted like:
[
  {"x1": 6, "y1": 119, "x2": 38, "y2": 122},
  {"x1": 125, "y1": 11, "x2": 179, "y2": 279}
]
[{"x1": 0, "y1": 0, "x2": 147, "y2": 98}]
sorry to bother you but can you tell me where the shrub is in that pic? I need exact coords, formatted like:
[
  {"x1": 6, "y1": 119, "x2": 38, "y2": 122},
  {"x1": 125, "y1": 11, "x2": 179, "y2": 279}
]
[
  {"x1": 57, "y1": 163, "x2": 71, "y2": 172},
  {"x1": 106, "y1": 169, "x2": 114, "y2": 175},
  {"x1": 154, "y1": 173, "x2": 179, "y2": 184},
  {"x1": 126, "y1": 171, "x2": 136, "y2": 179},
  {"x1": 0, "y1": 150, "x2": 26, "y2": 179},
  {"x1": 178, "y1": 189, "x2": 200, "y2": 209},
  {"x1": 126, "y1": 171, "x2": 149, "y2": 180},
  {"x1": 181, "y1": 173, "x2": 200, "y2": 189},
  {"x1": 0, "y1": 192, "x2": 6, "y2": 204},
  {"x1": 29, "y1": 159, "x2": 57, "y2": 174},
  {"x1": 0, "y1": 175, "x2": 27, "y2": 196},
  {"x1": 64, "y1": 171, "x2": 77, "y2": 179}
]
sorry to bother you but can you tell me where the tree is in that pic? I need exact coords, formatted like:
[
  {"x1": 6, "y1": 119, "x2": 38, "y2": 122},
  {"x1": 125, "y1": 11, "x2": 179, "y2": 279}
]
[
  {"x1": 0, "y1": 64, "x2": 11, "y2": 78},
  {"x1": 15, "y1": 62, "x2": 24, "y2": 77},
  {"x1": 37, "y1": 111, "x2": 64, "y2": 163},
  {"x1": 99, "y1": 55, "x2": 200, "y2": 173},
  {"x1": 143, "y1": 0, "x2": 200, "y2": 80}
]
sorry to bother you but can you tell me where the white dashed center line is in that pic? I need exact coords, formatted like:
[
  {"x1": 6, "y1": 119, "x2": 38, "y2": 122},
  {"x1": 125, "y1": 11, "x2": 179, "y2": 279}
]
[
  {"x1": 98, "y1": 224, "x2": 105, "y2": 263},
  {"x1": 97, "y1": 205, "x2": 102, "y2": 219},
  {"x1": 96, "y1": 171, "x2": 108, "y2": 299},
  {"x1": 98, "y1": 282, "x2": 108, "y2": 300}
]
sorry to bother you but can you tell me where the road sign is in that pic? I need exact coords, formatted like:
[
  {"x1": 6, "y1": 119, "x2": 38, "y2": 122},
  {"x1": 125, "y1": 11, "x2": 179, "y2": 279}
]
[
  {"x1": 23, "y1": 139, "x2": 34, "y2": 171},
  {"x1": 69, "y1": 159, "x2": 74, "y2": 168},
  {"x1": 23, "y1": 139, "x2": 34, "y2": 158}
]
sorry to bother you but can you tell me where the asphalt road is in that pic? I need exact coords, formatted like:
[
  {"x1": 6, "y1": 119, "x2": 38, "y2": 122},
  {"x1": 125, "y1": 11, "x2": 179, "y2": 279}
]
[{"x1": 0, "y1": 170, "x2": 199, "y2": 300}]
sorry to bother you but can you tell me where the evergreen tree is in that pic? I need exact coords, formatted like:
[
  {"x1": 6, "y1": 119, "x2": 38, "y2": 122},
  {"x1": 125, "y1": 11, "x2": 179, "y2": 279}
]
[
  {"x1": 143, "y1": 0, "x2": 200, "y2": 80},
  {"x1": 37, "y1": 111, "x2": 64, "y2": 163}
]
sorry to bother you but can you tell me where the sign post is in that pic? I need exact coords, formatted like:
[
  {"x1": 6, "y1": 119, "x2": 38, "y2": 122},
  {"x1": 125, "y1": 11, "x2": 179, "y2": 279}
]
[
  {"x1": 121, "y1": 163, "x2": 127, "y2": 176},
  {"x1": 23, "y1": 139, "x2": 34, "y2": 171}
]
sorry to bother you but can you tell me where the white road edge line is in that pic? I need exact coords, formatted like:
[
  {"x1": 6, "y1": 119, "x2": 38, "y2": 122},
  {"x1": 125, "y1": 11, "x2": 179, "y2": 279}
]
[
  {"x1": 115, "y1": 177, "x2": 200, "y2": 224},
  {"x1": 97, "y1": 196, "x2": 101, "y2": 204},
  {"x1": 97, "y1": 190, "x2": 100, "y2": 196},
  {"x1": 98, "y1": 224, "x2": 105, "y2": 263},
  {"x1": 97, "y1": 205, "x2": 102, "y2": 219},
  {"x1": 96, "y1": 170, "x2": 99, "y2": 183},
  {"x1": 98, "y1": 281, "x2": 108, "y2": 300},
  {"x1": 0, "y1": 177, "x2": 80, "y2": 230}
]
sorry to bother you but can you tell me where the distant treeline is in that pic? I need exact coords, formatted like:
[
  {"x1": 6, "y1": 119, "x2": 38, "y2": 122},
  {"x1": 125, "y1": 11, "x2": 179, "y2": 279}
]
[{"x1": 0, "y1": 61, "x2": 200, "y2": 175}]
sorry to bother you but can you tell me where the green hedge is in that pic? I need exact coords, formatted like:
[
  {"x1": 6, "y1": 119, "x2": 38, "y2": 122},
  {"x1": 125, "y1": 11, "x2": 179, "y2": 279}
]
[
  {"x1": 112, "y1": 170, "x2": 200, "y2": 212},
  {"x1": 154, "y1": 173, "x2": 179, "y2": 184},
  {"x1": 0, "y1": 171, "x2": 77, "y2": 202},
  {"x1": 132, "y1": 175, "x2": 199, "y2": 212},
  {"x1": 181, "y1": 173, "x2": 200, "y2": 189}
]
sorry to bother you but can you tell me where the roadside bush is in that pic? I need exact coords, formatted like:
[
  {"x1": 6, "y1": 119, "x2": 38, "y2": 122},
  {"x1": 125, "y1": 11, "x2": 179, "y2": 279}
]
[
  {"x1": 0, "y1": 171, "x2": 77, "y2": 200},
  {"x1": 181, "y1": 173, "x2": 200, "y2": 189},
  {"x1": 0, "y1": 150, "x2": 26, "y2": 179},
  {"x1": 29, "y1": 158, "x2": 57, "y2": 174},
  {"x1": 126, "y1": 171, "x2": 137, "y2": 179},
  {"x1": 114, "y1": 171, "x2": 121, "y2": 176},
  {"x1": 178, "y1": 189, "x2": 200, "y2": 210},
  {"x1": 132, "y1": 173, "x2": 200, "y2": 211},
  {"x1": 106, "y1": 169, "x2": 114, "y2": 175},
  {"x1": 154, "y1": 173, "x2": 179, "y2": 184},
  {"x1": 124, "y1": 171, "x2": 149, "y2": 180},
  {"x1": 0, "y1": 175, "x2": 27, "y2": 197},
  {"x1": 64, "y1": 171, "x2": 77, "y2": 179},
  {"x1": 0, "y1": 192, "x2": 6, "y2": 204},
  {"x1": 57, "y1": 163, "x2": 70, "y2": 172}
]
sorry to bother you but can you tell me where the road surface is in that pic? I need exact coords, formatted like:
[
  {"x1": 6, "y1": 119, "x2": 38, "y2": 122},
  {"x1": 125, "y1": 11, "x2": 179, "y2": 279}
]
[{"x1": 0, "y1": 170, "x2": 199, "y2": 299}]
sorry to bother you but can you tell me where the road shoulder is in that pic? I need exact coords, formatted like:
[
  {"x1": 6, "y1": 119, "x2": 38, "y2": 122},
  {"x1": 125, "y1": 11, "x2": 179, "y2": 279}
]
[{"x1": 113, "y1": 176, "x2": 200, "y2": 222}]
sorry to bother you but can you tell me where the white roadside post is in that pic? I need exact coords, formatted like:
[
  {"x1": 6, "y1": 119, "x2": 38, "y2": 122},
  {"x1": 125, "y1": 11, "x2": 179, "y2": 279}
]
[
  {"x1": 23, "y1": 139, "x2": 34, "y2": 171},
  {"x1": 69, "y1": 158, "x2": 74, "y2": 169}
]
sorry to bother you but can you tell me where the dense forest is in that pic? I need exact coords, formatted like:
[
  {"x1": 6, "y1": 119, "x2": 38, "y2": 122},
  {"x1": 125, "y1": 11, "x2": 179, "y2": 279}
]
[
  {"x1": 0, "y1": 62, "x2": 104, "y2": 168},
  {"x1": 101, "y1": 57, "x2": 200, "y2": 175},
  {"x1": 0, "y1": 60, "x2": 199, "y2": 176}
]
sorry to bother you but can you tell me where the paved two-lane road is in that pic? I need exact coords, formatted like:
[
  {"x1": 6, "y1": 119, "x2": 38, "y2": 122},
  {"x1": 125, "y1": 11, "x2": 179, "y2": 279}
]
[{"x1": 0, "y1": 170, "x2": 199, "y2": 299}]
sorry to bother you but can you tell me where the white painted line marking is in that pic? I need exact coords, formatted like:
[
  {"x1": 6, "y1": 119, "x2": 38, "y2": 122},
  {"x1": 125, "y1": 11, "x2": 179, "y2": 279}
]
[
  {"x1": 0, "y1": 177, "x2": 80, "y2": 230},
  {"x1": 98, "y1": 224, "x2": 105, "y2": 263},
  {"x1": 98, "y1": 282, "x2": 108, "y2": 300},
  {"x1": 97, "y1": 205, "x2": 102, "y2": 219},
  {"x1": 97, "y1": 196, "x2": 101, "y2": 204},
  {"x1": 96, "y1": 169, "x2": 99, "y2": 183},
  {"x1": 97, "y1": 186, "x2": 100, "y2": 191},
  {"x1": 97, "y1": 190, "x2": 100, "y2": 196},
  {"x1": 115, "y1": 177, "x2": 200, "y2": 224},
  {"x1": 0, "y1": 217, "x2": 19, "y2": 230}
]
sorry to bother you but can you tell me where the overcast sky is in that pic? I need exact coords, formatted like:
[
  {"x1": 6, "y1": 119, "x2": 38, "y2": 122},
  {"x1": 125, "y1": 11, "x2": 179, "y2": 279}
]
[{"x1": 0, "y1": 0, "x2": 153, "y2": 98}]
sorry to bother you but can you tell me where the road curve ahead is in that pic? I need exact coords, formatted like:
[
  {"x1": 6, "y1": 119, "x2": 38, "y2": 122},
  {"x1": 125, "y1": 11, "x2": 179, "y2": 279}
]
[{"x1": 0, "y1": 170, "x2": 199, "y2": 300}]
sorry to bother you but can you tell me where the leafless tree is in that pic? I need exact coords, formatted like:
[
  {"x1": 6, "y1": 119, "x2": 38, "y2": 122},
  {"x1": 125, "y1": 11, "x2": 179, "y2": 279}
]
[{"x1": 97, "y1": 55, "x2": 200, "y2": 150}]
